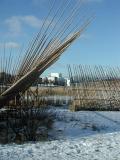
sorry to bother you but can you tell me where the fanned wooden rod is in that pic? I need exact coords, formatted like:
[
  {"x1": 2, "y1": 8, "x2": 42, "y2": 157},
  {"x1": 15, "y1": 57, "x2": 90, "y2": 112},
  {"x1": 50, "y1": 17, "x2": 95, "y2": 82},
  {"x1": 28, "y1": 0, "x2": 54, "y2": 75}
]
[{"x1": 0, "y1": 30, "x2": 82, "y2": 107}]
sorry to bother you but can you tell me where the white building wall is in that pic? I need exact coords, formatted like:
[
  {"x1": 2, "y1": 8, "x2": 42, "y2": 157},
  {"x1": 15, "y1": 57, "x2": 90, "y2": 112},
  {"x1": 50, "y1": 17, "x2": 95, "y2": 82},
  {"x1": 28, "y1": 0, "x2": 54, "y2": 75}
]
[{"x1": 50, "y1": 73, "x2": 60, "y2": 78}]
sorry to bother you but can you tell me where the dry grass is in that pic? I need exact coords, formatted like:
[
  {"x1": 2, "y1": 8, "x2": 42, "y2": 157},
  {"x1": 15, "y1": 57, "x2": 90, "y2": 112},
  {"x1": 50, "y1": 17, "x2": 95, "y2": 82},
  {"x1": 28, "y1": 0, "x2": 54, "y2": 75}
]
[{"x1": 30, "y1": 86, "x2": 69, "y2": 96}]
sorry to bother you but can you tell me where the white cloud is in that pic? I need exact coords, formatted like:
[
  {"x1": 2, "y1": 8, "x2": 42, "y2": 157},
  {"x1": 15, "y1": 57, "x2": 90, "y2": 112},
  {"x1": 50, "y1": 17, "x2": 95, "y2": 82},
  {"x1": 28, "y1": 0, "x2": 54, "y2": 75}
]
[
  {"x1": 5, "y1": 16, "x2": 22, "y2": 36},
  {"x1": 4, "y1": 15, "x2": 43, "y2": 36},
  {"x1": 20, "y1": 16, "x2": 43, "y2": 28},
  {"x1": 0, "y1": 42, "x2": 20, "y2": 48}
]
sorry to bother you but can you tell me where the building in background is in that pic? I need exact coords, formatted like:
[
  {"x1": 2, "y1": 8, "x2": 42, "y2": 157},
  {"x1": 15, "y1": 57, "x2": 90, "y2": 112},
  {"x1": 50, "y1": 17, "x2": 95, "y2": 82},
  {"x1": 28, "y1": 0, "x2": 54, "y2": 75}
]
[{"x1": 39, "y1": 73, "x2": 70, "y2": 86}]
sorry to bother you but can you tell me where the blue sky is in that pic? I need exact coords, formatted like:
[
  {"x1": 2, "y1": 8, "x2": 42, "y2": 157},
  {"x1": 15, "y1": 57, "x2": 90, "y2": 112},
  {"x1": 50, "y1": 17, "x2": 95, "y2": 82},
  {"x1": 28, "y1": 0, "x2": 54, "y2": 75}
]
[{"x1": 0, "y1": 0, "x2": 120, "y2": 77}]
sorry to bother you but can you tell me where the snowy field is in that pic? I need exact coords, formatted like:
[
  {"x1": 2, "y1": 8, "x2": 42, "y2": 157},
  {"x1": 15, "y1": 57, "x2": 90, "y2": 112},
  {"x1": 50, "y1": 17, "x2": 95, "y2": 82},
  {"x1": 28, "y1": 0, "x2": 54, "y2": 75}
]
[
  {"x1": 0, "y1": 132, "x2": 120, "y2": 160},
  {"x1": 1, "y1": 107, "x2": 120, "y2": 160}
]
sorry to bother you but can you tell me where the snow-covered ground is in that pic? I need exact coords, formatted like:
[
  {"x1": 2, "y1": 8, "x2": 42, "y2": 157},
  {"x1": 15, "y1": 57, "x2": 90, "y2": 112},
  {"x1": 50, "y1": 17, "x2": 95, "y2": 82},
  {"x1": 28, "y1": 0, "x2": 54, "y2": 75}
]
[
  {"x1": 1, "y1": 108, "x2": 120, "y2": 160},
  {"x1": 0, "y1": 132, "x2": 120, "y2": 160},
  {"x1": 48, "y1": 108, "x2": 120, "y2": 139}
]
